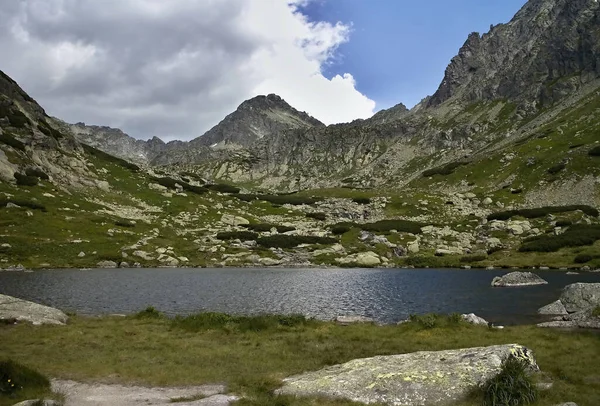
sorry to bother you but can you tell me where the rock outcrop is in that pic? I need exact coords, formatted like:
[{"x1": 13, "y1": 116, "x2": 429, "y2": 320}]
[
  {"x1": 537, "y1": 283, "x2": 600, "y2": 329},
  {"x1": 559, "y1": 282, "x2": 600, "y2": 313},
  {"x1": 491, "y1": 272, "x2": 548, "y2": 287},
  {"x1": 277, "y1": 344, "x2": 538, "y2": 406},
  {"x1": 0, "y1": 294, "x2": 68, "y2": 325}
]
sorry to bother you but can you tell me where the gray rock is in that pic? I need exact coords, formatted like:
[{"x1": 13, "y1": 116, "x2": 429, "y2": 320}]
[
  {"x1": 0, "y1": 294, "x2": 68, "y2": 325},
  {"x1": 220, "y1": 214, "x2": 249, "y2": 226},
  {"x1": 461, "y1": 313, "x2": 488, "y2": 326},
  {"x1": 537, "y1": 300, "x2": 568, "y2": 315},
  {"x1": 491, "y1": 272, "x2": 548, "y2": 287},
  {"x1": 559, "y1": 283, "x2": 600, "y2": 313},
  {"x1": 96, "y1": 260, "x2": 118, "y2": 268},
  {"x1": 12, "y1": 400, "x2": 61, "y2": 406},
  {"x1": 335, "y1": 315, "x2": 374, "y2": 325},
  {"x1": 276, "y1": 344, "x2": 538, "y2": 406}
]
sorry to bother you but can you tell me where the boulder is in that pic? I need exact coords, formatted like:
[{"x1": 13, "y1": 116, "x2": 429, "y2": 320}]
[
  {"x1": 133, "y1": 250, "x2": 155, "y2": 261},
  {"x1": 355, "y1": 252, "x2": 381, "y2": 267},
  {"x1": 276, "y1": 344, "x2": 538, "y2": 406},
  {"x1": 559, "y1": 283, "x2": 600, "y2": 313},
  {"x1": 0, "y1": 294, "x2": 68, "y2": 325},
  {"x1": 148, "y1": 182, "x2": 168, "y2": 192},
  {"x1": 491, "y1": 272, "x2": 548, "y2": 287},
  {"x1": 537, "y1": 300, "x2": 568, "y2": 315},
  {"x1": 407, "y1": 241, "x2": 420, "y2": 253},
  {"x1": 461, "y1": 313, "x2": 488, "y2": 326},
  {"x1": 482, "y1": 197, "x2": 493, "y2": 205},
  {"x1": 257, "y1": 257, "x2": 282, "y2": 266},
  {"x1": 220, "y1": 214, "x2": 249, "y2": 226},
  {"x1": 96, "y1": 260, "x2": 118, "y2": 268}
]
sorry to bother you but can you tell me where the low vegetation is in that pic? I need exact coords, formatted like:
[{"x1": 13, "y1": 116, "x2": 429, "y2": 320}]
[
  {"x1": 24, "y1": 168, "x2": 49, "y2": 180},
  {"x1": 13, "y1": 173, "x2": 38, "y2": 186},
  {"x1": 243, "y1": 224, "x2": 295, "y2": 233},
  {"x1": 234, "y1": 194, "x2": 320, "y2": 206},
  {"x1": 588, "y1": 145, "x2": 600, "y2": 156},
  {"x1": 0, "y1": 132, "x2": 25, "y2": 151},
  {"x1": 422, "y1": 161, "x2": 469, "y2": 177},
  {"x1": 547, "y1": 162, "x2": 566, "y2": 175},
  {"x1": 1, "y1": 314, "x2": 599, "y2": 406},
  {"x1": 488, "y1": 205, "x2": 599, "y2": 221},
  {"x1": 205, "y1": 183, "x2": 241, "y2": 194},
  {"x1": 257, "y1": 235, "x2": 337, "y2": 248},
  {"x1": 477, "y1": 358, "x2": 538, "y2": 406},
  {"x1": 216, "y1": 231, "x2": 259, "y2": 241},
  {"x1": 519, "y1": 224, "x2": 600, "y2": 252},
  {"x1": 352, "y1": 197, "x2": 371, "y2": 205},
  {"x1": 0, "y1": 359, "x2": 55, "y2": 406},
  {"x1": 82, "y1": 144, "x2": 140, "y2": 171},
  {"x1": 153, "y1": 177, "x2": 208, "y2": 195},
  {"x1": 306, "y1": 212, "x2": 327, "y2": 221}
]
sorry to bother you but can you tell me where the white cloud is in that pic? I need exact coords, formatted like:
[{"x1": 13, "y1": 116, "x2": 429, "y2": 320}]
[{"x1": 0, "y1": 0, "x2": 375, "y2": 140}]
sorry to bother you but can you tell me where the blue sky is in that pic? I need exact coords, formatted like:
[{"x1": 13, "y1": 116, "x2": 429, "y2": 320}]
[{"x1": 300, "y1": 0, "x2": 528, "y2": 110}]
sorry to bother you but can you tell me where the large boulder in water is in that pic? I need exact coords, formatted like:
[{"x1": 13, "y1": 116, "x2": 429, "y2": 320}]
[
  {"x1": 0, "y1": 294, "x2": 68, "y2": 325},
  {"x1": 276, "y1": 344, "x2": 538, "y2": 406},
  {"x1": 559, "y1": 283, "x2": 600, "y2": 313},
  {"x1": 491, "y1": 271, "x2": 548, "y2": 287}
]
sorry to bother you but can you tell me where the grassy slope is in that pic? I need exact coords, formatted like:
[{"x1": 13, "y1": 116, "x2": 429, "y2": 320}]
[{"x1": 1, "y1": 315, "x2": 599, "y2": 406}]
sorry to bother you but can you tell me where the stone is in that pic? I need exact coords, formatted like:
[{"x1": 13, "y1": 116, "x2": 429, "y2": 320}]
[
  {"x1": 276, "y1": 344, "x2": 538, "y2": 406},
  {"x1": 119, "y1": 262, "x2": 130, "y2": 268},
  {"x1": 553, "y1": 403, "x2": 577, "y2": 406},
  {"x1": 257, "y1": 257, "x2": 282, "y2": 266},
  {"x1": 407, "y1": 241, "x2": 420, "y2": 253},
  {"x1": 6, "y1": 202, "x2": 20, "y2": 208},
  {"x1": 355, "y1": 251, "x2": 381, "y2": 266},
  {"x1": 13, "y1": 401, "x2": 61, "y2": 406},
  {"x1": 133, "y1": 250, "x2": 155, "y2": 261},
  {"x1": 482, "y1": 197, "x2": 493, "y2": 205},
  {"x1": 77, "y1": 251, "x2": 86, "y2": 258},
  {"x1": 1, "y1": 243, "x2": 12, "y2": 248},
  {"x1": 96, "y1": 260, "x2": 118, "y2": 268},
  {"x1": 559, "y1": 283, "x2": 600, "y2": 313},
  {"x1": 537, "y1": 300, "x2": 568, "y2": 315},
  {"x1": 220, "y1": 214, "x2": 250, "y2": 226},
  {"x1": 491, "y1": 272, "x2": 548, "y2": 287},
  {"x1": 0, "y1": 294, "x2": 68, "y2": 325},
  {"x1": 336, "y1": 315, "x2": 374, "y2": 324},
  {"x1": 507, "y1": 224, "x2": 524, "y2": 235},
  {"x1": 461, "y1": 313, "x2": 488, "y2": 326}
]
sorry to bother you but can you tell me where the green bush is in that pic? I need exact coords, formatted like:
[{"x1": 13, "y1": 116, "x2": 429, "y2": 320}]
[
  {"x1": 243, "y1": 224, "x2": 295, "y2": 233},
  {"x1": 362, "y1": 219, "x2": 424, "y2": 234},
  {"x1": 407, "y1": 313, "x2": 464, "y2": 329},
  {"x1": 134, "y1": 306, "x2": 163, "y2": 319},
  {"x1": 488, "y1": 205, "x2": 599, "y2": 221},
  {"x1": 14, "y1": 172, "x2": 38, "y2": 186},
  {"x1": 519, "y1": 225, "x2": 600, "y2": 252},
  {"x1": 234, "y1": 194, "x2": 320, "y2": 206},
  {"x1": 547, "y1": 162, "x2": 566, "y2": 175},
  {"x1": 422, "y1": 161, "x2": 468, "y2": 177},
  {"x1": 588, "y1": 146, "x2": 600, "y2": 157},
  {"x1": 0, "y1": 132, "x2": 26, "y2": 151},
  {"x1": 352, "y1": 197, "x2": 371, "y2": 205},
  {"x1": 25, "y1": 168, "x2": 49, "y2": 180},
  {"x1": 0, "y1": 106, "x2": 31, "y2": 128},
  {"x1": 574, "y1": 254, "x2": 593, "y2": 263},
  {"x1": 179, "y1": 172, "x2": 205, "y2": 183},
  {"x1": 153, "y1": 177, "x2": 208, "y2": 195},
  {"x1": 257, "y1": 235, "x2": 337, "y2": 249},
  {"x1": 216, "y1": 231, "x2": 259, "y2": 241},
  {"x1": 83, "y1": 144, "x2": 140, "y2": 171},
  {"x1": 172, "y1": 312, "x2": 314, "y2": 332},
  {"x1": 331, "y1": 225, "x2": 352, "y2": 235},
  {"x1": 481, "y1": 358, "x2": 538, "y2": 406},
  {"x1": 205, "y1": 183, "x2": 241, "y2": 194},
  {"x1": 0, "y1": 359, "x2": 50, "y2": 396},
  {"x1": 555, "y1": 220, "x2": 572, "y2": 227},
  {"x1": 114, "y1": 220, "x2": 135, "y2": 228},
  {"x1": 460, "y1": 254, "x2": 487, "y2": 263},
  {"x1": 0, "y1": 199, "x2": 46, "y2": 212},
  {"x1": 306, "y1": 212, "x2": 326, "y2": 221}
]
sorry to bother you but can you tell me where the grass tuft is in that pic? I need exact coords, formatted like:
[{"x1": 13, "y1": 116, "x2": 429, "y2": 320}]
[{"x1": 479, "y1": 358, "x2": 538, "y2": 406}]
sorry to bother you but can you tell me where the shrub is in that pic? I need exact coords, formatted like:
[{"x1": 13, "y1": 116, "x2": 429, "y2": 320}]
[
  {"x1": 331, "y1": 225, "x2": 352, "y2": 235},
  {"x1": 257, "y1": 235, "x2": 337, "y2": 249},
  {"x1": 352, "y1": 197, "x2": 371, "y2": 205},
  {"x1": 592, "y1": 306, "x2": 600, "y2": 317},
  {"x1": 37, "y1": 119, "x2": 64, "y2": 140},
  {"x1": 216, "y1": 231, "x2": 259, "y2": 241},
  {"x1": 172, "y1": 312, "x2": 313, "y2": 332},
  {"x1": 0, "y1": 199, "x2": 46, "y2": 212},
  {"x1": 588, "y1": 146, "x2": 600, "y2": 157},
  {"x1": 14, "y1": 172, "x2": 38, "y2": 186},
  {"x1": 547, "y1": 162, "x2": 566, "y2": 175},
  {"x1": 0, "y1": 359, "x2": 50, "y2": 396},
  {"x1": 422, "y1": 161, "x2": 468, "y2": 177},
  {"x1": 205, "y1": 183, "x2": 241, "y2": 194},
  {"x1": 153, "y1": 177, "x2": 208, "y2": 195},
  {"x1": 519, "y1": 224, "x2": 600, "y2": 252},
  {"x1": 4, "y1": 108, "x2": 31, "y2": 128},
  {"x1": 480, "y1": 357, "x2": 538, "y2": 406},
  {"x1": 555, "y1": 220, "x2": 572, "y2": 227},
  {"x1": 243, "y1": 224, "x2": 295, "y2": 233},
  {"x1": 179, "y1": 172, "x2": 205, "y2": 183},
  {"x1": 233, "y1": 194, "x2": 320, "y2": 206},
  {"x1": 0, "y1": 132, "x2": 26, "y2": 151},
  {"x1": 407, "y1": 313, "x2": 464, "y2": 329},
  {"x1": 574, "y1": 254, "x2": 593, "y2": 263},
  {"x1": 82, "y1": 144, "x2": 140, "y2": 171},
  {"x1": 488, "y1": 205, "x2": 599, "y2": 221},
  {"x1": 25, "y1": 167, "x2": 49, "y2": 180},
  {"x1": 460, "y1": 254, "x2": 487, "y2": 263},
  {"x1": 134, "y1": 306, "x2": 162, "y2": 319},
  {"x1": 362, "y1": 219, "x2": 424, "y2": 234},
  {"x1": 569, "y1": 143, "x2": 585, "y2": 149},
  {"x1": 306, "y1": 212, "x2": 326, "y2": 221}
]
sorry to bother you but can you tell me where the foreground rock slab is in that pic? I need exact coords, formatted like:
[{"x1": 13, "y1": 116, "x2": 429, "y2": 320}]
[
  {"x1": 52, "y1": 380, "x2": 239, "y2": 406},
  {"x1": 276, "y1": 344, "x2": 537, "y2": 406},
  {"x1": 0, "y1": 294, "x2": 68, "y2": 325},
  {"x1": 491, "y1": 271, "x2": 548, "y2": 287}
]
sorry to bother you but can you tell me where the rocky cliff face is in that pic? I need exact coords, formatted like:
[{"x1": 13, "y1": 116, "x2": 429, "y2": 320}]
[{"x1": 427, "y1": 0, "x2": 600, "y2": 109}]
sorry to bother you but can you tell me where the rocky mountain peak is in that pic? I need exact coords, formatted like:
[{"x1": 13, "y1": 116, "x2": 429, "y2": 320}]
[{"x1": 427, "y1": 0, "x2": 600, "y2": 109}]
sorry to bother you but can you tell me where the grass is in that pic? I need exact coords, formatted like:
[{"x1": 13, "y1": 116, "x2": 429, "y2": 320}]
[
  {"x1": 476, "y1": 358, "x2": 538, "y2": 406},
  {"x1": 1, "y1": 314, "x2": 599, "y2": 406},
  {"x1": 0, "y1": 359, "x2": 58, "y2": 406}
]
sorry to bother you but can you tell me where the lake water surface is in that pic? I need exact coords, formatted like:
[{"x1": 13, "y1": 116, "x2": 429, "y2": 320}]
[{"x1": 1, "y1": 268, "x2": 599, "y2": 325}]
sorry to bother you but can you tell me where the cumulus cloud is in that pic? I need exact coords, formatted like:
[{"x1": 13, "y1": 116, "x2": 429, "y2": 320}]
[{"x1": 0, "y1": 0, "x2": 375, "y2": 140}]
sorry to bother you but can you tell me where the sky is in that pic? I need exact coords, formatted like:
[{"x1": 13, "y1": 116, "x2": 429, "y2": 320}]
[{"x1": 0, "y1": 0, "x2": 527, "y2": 141}]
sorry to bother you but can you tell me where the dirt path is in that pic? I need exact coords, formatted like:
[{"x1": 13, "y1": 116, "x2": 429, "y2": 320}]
[{"x1": 51, "y1": 380, "x2": 239, "y2": 406}]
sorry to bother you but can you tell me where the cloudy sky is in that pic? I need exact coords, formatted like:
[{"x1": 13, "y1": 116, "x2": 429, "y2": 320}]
[{"x1": 0, "y1": 0, "x2": 526, "y2": 141}]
